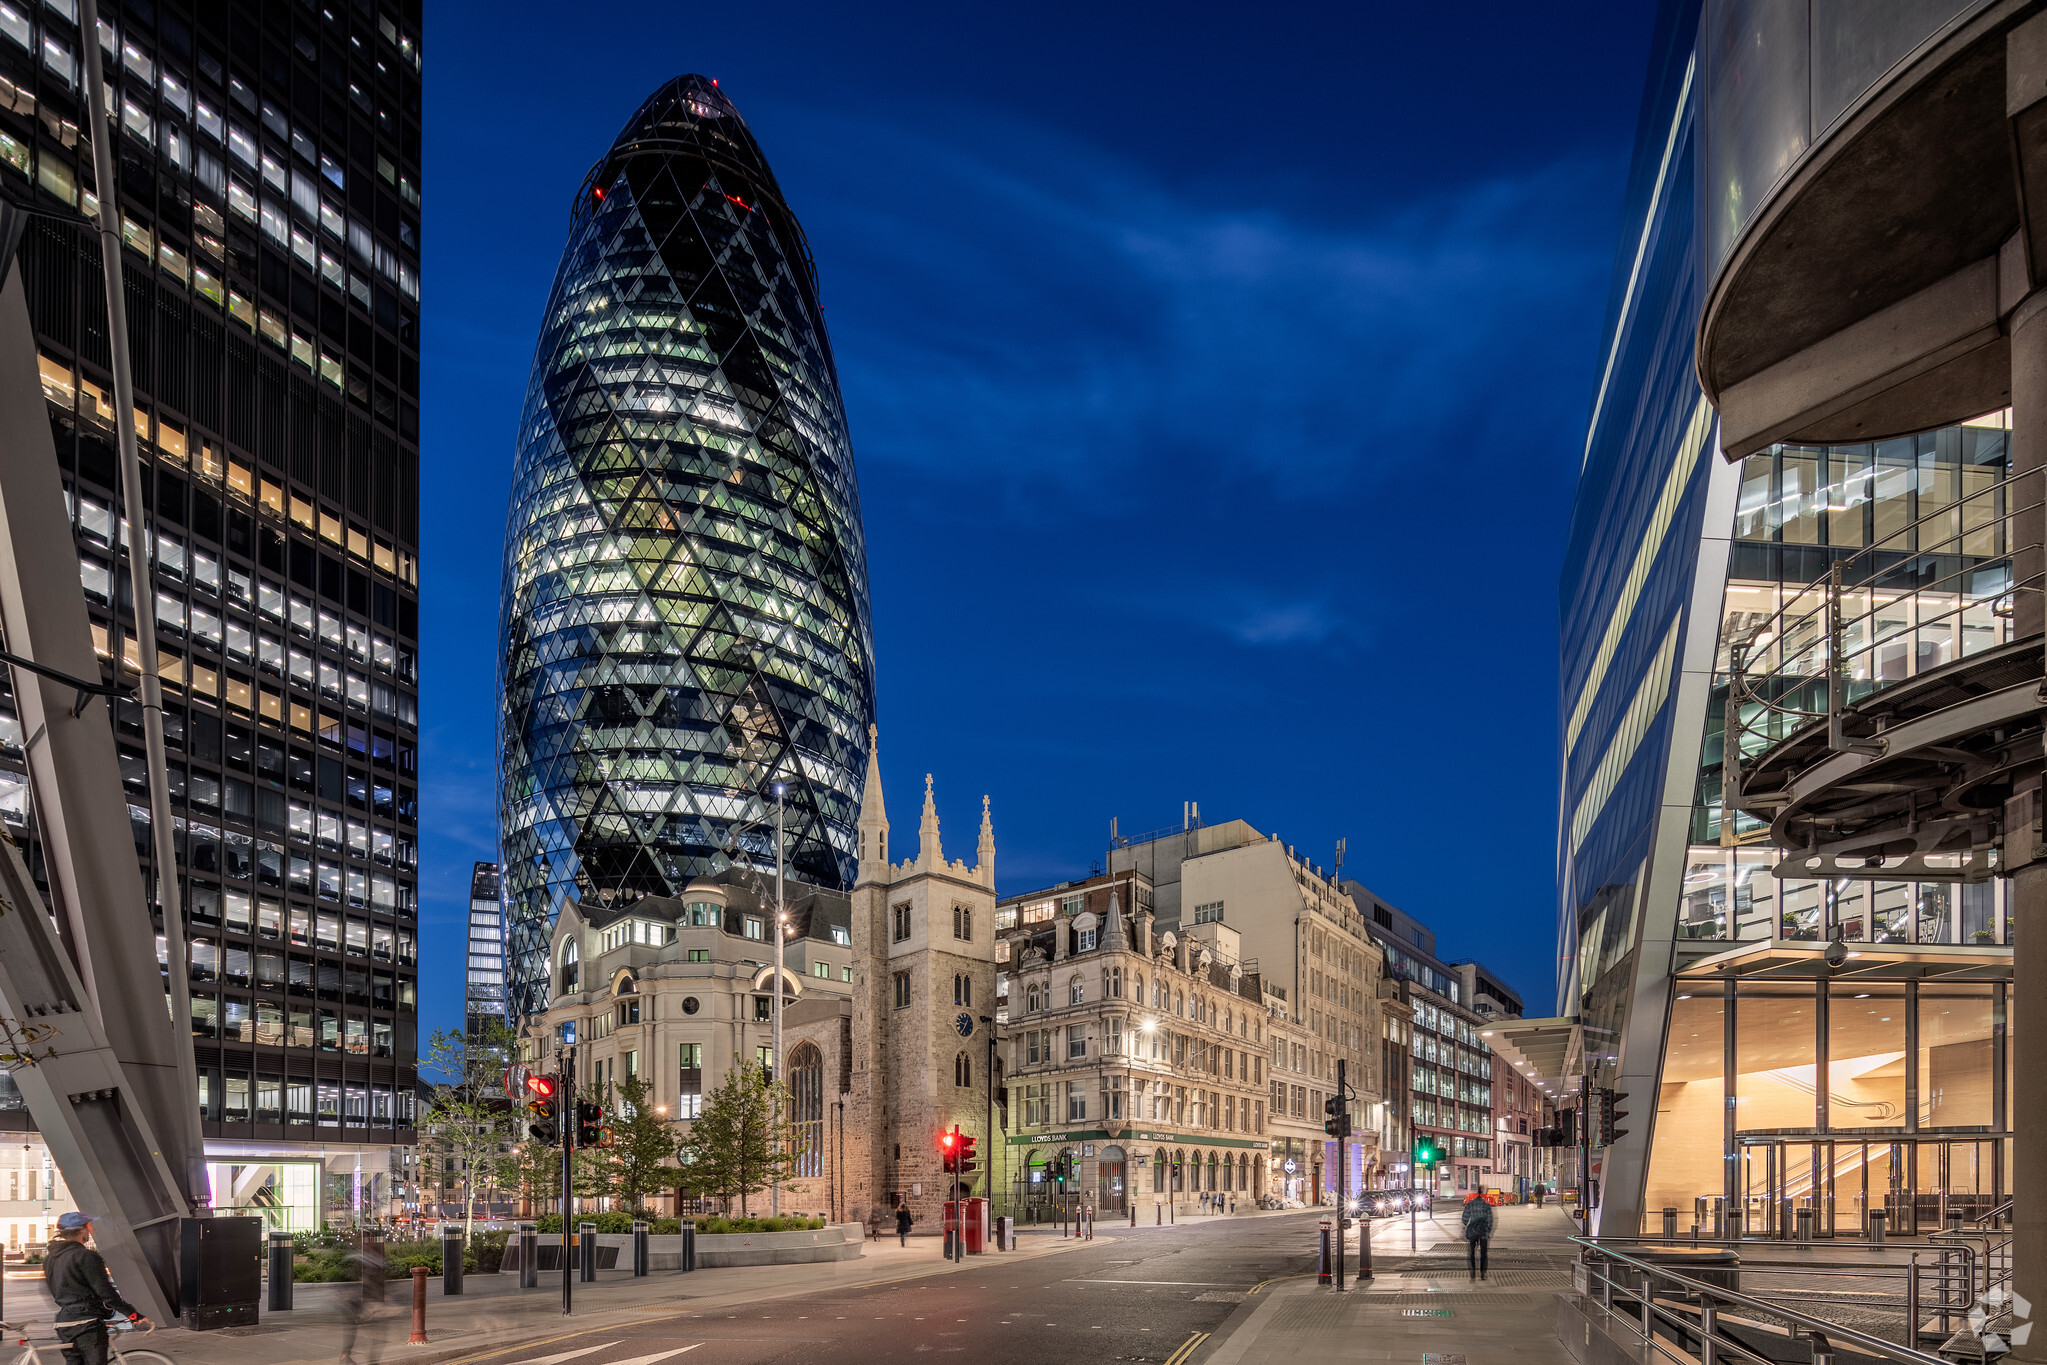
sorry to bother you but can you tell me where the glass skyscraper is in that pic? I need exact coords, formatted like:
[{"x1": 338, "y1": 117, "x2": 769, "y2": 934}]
[
  {"x1": 500, "y1": 74, "x2": 876, "y2": 1020},
  {"x1": 465, "y1": 861, "x2": 506, "y2": 1038},
  {"x1": 0, "y1": 0, "x2": 422, "y2": 1216},
  {"x1": 1549, "y1": 0, "x2": 2014, "y2": 1239}
]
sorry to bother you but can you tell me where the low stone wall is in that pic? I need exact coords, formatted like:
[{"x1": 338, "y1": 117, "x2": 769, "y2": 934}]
[{"x1": 593, "y1": 1223, "x2": 865, "y2": 1270}]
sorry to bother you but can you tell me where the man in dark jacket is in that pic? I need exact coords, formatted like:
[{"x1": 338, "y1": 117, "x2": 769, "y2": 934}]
[
  {"x1": 1461, "y1": 1191, "x2": 1495, "y2": 1280},
  {"x1": 896, "y1": 1205, "x2": 913, "y2": 1247},
  {"x1": 43, "y1": 1212, "x2": 146, "y2": 1365}
]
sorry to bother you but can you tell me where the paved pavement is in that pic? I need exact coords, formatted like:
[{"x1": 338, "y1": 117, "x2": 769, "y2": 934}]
[{"x1": 0, "y1": 1202, "x2": 1588, "y2": 1365}]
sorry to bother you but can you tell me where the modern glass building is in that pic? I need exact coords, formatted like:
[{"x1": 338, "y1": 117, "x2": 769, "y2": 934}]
[
  {"x1": 1544, "y1": 0, "x2": 2015, "y2": 1240},
  {"x1": 0, "y1": 0, "x2": 423, "y2": 1218},
  {"x1": 500, "y1": 75, "x2": 876, "y2": 1020},
  {"x1": 465, "y1": 861, "x2": 506, "y2": 1039}
]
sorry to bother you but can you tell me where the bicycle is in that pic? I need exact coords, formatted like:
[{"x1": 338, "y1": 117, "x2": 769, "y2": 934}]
[{"x1": 0, "y1": 1316, "x2": 173, "y2": 1365}]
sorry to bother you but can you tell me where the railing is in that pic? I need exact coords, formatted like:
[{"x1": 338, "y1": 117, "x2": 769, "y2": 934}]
[
  {"x1": 1727, "y1": 471, "x2": 2043, "y2": 788},
  {"x1": 1575, "y1": 1235, "x2": 1976, "y2": 1362}
]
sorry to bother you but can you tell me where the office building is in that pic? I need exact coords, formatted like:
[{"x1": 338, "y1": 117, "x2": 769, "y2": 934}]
[
  {"x1": 1523, "y1": 0, "x2": 2019, "y2": 1239},
  {"x1": 466, "y1": 861, "x2": 507, "y2": 1039},
  {"x1": 499, "y1": 73, "x2": 877, "y2": 1022},
  {"x1": 0, "y1": 0, "x2": 422, "y2": 1227}
]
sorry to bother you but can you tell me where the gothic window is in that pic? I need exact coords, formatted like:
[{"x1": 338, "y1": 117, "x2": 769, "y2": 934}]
[
  {"x1": 955, "y1": 1051, "x2": 972, "y2": 1088},
  {"x1": 790, "y1": 1042, "x2": 825, "y2": 1177},
  {"x1": 953, "y1": 905, "x2": 972, "y2": 941},
  {"x1": 953, "y1": 973, "x2": 973, "y2": 1007},
  {"x1": 892, "y1": 903, "x2": 911, "y2": 943},
  {"x1": 893, "y1": 971, "x2": 911, "y2": 1009},
  {"x1": 558, "y1": 938, "x2": 578, "y2": 996},
  {"x1": 1069, "y1": 977, "x2": 1084, "y2": 1006}
]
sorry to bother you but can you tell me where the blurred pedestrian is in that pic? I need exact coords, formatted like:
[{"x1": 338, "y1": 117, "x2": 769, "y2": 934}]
[
  {"x1": 1462, "y1": 1190, "x2": 1494, "y2": 1280},
  {"x1": 337, "y1": 1234, "x2": 388, "y2": 1365},
  {"x1": 896, "y1": 1205, "x2": 913, "y2": 1247}
]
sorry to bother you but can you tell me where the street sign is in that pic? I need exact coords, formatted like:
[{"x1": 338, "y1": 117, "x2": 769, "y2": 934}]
[
  {"x1": 502, "y1": 1063, "x2": 530, "y2": 1100},
  {"x1": 1284, "y1": 1158, "x2": 1298, "y2": 1174}
]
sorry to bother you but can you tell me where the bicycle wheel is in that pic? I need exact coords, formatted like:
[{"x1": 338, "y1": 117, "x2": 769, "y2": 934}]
[{"x1": 111, "y1": 1351, "x2": 174, "y2": 1365}]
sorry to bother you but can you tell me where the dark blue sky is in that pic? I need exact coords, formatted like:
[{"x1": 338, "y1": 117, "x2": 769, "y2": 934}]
[{"x1": 418, "y1": 0, "x2": 1658, "y2": 1041}]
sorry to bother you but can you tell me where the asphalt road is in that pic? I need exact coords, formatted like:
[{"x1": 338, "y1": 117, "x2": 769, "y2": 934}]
[{"x1": 474, "y1": 1213, "x2": 1329, "y2": 1365}]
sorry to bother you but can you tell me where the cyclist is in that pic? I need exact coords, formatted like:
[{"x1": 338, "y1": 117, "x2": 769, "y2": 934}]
[{"x1": 42, "y1": 1212, "x2": 147, "y2": 1365}]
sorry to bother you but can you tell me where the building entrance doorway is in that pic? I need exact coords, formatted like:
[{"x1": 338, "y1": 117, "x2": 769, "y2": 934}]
[{"x1": 1736, "y1": 1135, "x2": 2007, "y2": 1238}]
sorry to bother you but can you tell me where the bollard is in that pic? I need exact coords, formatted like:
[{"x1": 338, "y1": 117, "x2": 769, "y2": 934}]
[
  {"x1": 267, "y1": 1231, "x2": 294, "y2": 1312},
  {"x1": 1869, "y1": 1209, "x2": 1887, "y2": 1245},
  {"x1": 1796, "y1": 1207, "x2": 1813, "y2": 1245},
  {"x1": 1946, "y1": 1209, "x2": 1965, "y2": 1234},
  {"x1": 441, "y1": 1223, "x2": 463, "y2": 1295},
  {"x1": 1131, "y1": 1204, "x2": 1138, "y2": 1227},
  {"x1": 517, "y1": 1221, "x2": 539, "y2": 1288},
  {"x1": 1691, "y1": 1223, "x2": 1701, "y2": 1248},
  {"x1": 633, "y1": 1220, "x2": 649, "y2": 1277},
  {"x1": 1663, "y1": 1207, "x2": 1678, "y2": 1241},
  {"x1": 408, "y1": 1265, "x2": 429, "y2": 1344},
  {"x1": 1317, "y1": 1220, "x2": 1333, "y2": 1285},
  {"x1": 1358, "y1": 1212, "x2": 1373, "y2": 1281},
  {"x1": 1156, "y1": 1204, "x2": 1162, "y2": 1226},
  {"x1": 683, "y1": 1219, "x2": 697, "y2": 1273},
  {"x1": 579, "y1": 1222, "x2": 597, "y2": 1282},
  {"x1": 1728, "y1": 1210, "x2": 1744, "y2": 1243}
]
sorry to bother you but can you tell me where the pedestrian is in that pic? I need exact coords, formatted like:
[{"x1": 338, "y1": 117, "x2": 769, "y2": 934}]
[
  {"x1": 1534, "y1": 1186, "x2": 1545, "y2": 1209},
  {"x1": 896, "y1": 1204, "x2": 913, "y2": 1247},
  {"x1": 336, "y1": 1234, "x2": 388, "y2": 1365},
  {"x1": 43, "y1": 1213, "x2": 148, "y2": 1365},
  {"x1": 1462, "y1": 1189, "x2": 1494, "y2": 1280}
]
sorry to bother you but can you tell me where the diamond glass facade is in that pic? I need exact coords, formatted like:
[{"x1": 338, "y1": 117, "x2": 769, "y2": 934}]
[{"x1": 500, "y1": 75, "x2": 875, "y2": 1019}]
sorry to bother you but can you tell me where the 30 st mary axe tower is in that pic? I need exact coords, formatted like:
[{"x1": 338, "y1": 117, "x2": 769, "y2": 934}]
[{"x1": 500, "y1": 75, "x2": 876, "y2": 1018}]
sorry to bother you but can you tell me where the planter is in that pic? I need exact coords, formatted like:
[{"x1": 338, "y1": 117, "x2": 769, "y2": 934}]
[{"x1": 596, "y1": 1223, "x2": 864, "y2": 1269}]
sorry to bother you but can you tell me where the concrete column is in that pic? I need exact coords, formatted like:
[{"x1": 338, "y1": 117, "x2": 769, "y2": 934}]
[{"x1": 2005, "y1": 289, "x2": 2047, "y2": 1365}]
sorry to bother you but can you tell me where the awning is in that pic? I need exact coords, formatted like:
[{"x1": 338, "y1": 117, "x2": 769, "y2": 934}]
[
  {"x1": 1480, "y1": 1016, "x2": 1580, "y2": 1102},
  {"x1": 1674, "y1": 939, "x2": 2011, "y2": 984}
]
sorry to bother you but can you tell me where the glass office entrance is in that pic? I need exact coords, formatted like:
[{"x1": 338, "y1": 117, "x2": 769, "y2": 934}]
[{"x1": 1736, "y1": 1135, "x2": 2005, "y2": 1238}]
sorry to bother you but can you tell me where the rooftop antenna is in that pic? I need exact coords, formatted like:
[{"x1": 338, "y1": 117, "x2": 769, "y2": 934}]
[{"x1": 1335, "y1": 837, "x2": 1346, "y2": 887}]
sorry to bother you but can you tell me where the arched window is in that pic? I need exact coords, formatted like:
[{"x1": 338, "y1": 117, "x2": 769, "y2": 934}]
[
  {"x1": 558, "y1": 939, "x2": 579, "y2": 996},
  {"x1": 1134, "y1": 974, "x2": 1144, "y2": 1007},
  {"x1": 1069, "y1": 977, "x2": 1084, "y2": 1006},
  {"x1": 1110, "y1": 966, "x2": 1122, "y2": 999},
  {"x1": 954, "y1": 973, "x2": 973, "y2": 1007},
  {"x1": 1025, "y1": 983, "x2": 1040, "y2": 1013},
  {"x1": 1224, "y1": 1008, "x2": 1232, "y2": 1035},
  {"x1": 955, "y1": 1051, "x2": 972, "y2": 1088},
  {"x1": 789, "y1": 1042, "x2": 825, "y2": 1178},
  {"x1": 1153, "y1": 1147, "x2": 1168, "y2": 1193},
  {"x1": 1175, "y1": 990, "x2": 1184, "y2": 1016}
]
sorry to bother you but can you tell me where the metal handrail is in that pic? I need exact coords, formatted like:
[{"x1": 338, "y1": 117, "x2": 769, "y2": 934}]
[{"x1": 1572, "y1": 1236, "x2": 1954, "y2": 1365}]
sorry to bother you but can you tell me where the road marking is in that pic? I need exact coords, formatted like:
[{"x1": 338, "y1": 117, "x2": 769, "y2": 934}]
[
  {"x1": 442, "y1": 1315, "x2": 683, "y2": 1365},
  {"x1": 1247, "y1": 1273, "x2": 1315, "y2": 1295},
  {"x1": 1065, "y1": 1279, "x2": 1230, "y2": 1286},
  {"x1": 1163, "y1": 1331, "x2": 1210, "y2": 1365},
  {"x1": 519, "y1": 1346, "x2": 621, "y2": 1365},
  {"x1": 607, "y1": 1349, "x2": 701, "y2": 1365}
]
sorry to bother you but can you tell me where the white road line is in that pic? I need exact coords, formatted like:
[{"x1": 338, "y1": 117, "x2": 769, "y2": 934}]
[
  {"x1": 519, "y1": 1346, "x2": 621, "y2": 1365},
  {"x1": 605, "y1": 1348, "x2": 702, "y2": 1365},
  {"x1": 1064, "y1": 1279, "x2": 1231, "y2": 1286}
]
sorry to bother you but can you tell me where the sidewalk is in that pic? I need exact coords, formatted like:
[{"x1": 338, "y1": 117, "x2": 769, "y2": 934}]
[
  {"x1": 0, "y1": 1229, "x2": 1111, "y2": 1365},
  {"x1": 1197, "y1": 1203, "x2": 1586, "y2": 1365}
]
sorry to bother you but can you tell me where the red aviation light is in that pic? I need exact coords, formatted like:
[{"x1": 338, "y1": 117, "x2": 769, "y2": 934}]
[{"x1": 592, "y1": 187, "x2": 606, "y2": 202}]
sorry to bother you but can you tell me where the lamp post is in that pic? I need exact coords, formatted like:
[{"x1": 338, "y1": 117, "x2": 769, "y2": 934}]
[{"x1": 772, "y1": 781, "x2": 786, "y2": 1220}]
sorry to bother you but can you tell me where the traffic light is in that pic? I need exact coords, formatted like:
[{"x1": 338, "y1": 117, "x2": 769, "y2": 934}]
[
  {"x1": 1413, "y1": 1136, "x2": 1444, "y2": 1170},
  {"x1": 957, "y1": 1133, "x2": 979, "y2": 1186},
  {"x1": 1051, "y1": 1155, "x2": 1068, "y2": 1186},
  {"x1": 575, "y1": 1100, "x2": 604, "y2": 1147},
  {"x1": 524, "y1": 1074, "x2": 560, "y2": 1144},
  {"x1": 938, "y1": 1127, "x2": 959, "y2": 1174},
  {"x1": 1597, "y1": 1088, "x2": 1630, "y2": 1146},
  {"x1": 1322, "y1": 1095, "x2": 1351, "y2": 1138}
]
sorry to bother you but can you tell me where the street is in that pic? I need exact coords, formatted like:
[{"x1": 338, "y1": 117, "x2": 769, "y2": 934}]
[{"x1": 452, "y1": 1213, "x2": 1324, "y2": 1365}]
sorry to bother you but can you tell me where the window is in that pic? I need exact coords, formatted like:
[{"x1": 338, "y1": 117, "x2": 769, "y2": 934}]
[
  {"x1": 753, "y1": 995, "x2": 771, "y2": 1022},
  {"x1": 841, "y1": 966, "x2": 854, "y2": 982},
  {"x1": 953, "y1": 973, "x2": 973, "y2": 1007},
  {"x1": 1078, "y1": 927, "x2": 1097, "y2": 952},
  {"x1": 892, "y1": 903, "x2": 911, "y2": 943},
  {"x1": 1069, "y1": 978, "x2": 1084, "y2": 1006},
  {"x1": 955, "y1": 1051, "x2": 972, "y2": 1088},
  {"x1": 812, "y1": 961, "x2": 831, "y2": 978},
  {"x1": 558, "y1": 939, "x2": 578, "y2": 996},
  {"x1": 893, "y1": 972, "x2": 911, "y2": 1009},
  {"x1": 687, "y1": 948, "x2": 710, "y2": 964},
  {"x1": 1025, "y1": 984, "x2": 1040, "y2": 1013},
  {"x1": 831, "y1": 926, "x2": 850, "y2": 946},
  {"x1": 1067, "y1": 1087, "x2": 1086, "y2": 1122},
  {"x1": 744, "y1": 917, "x2": 764, "y2": 941},
  {"x1": 953, "y1": 905, "x2": 972, "y2": 941},
  {"x1": 1193, "y1": 901, "x2": 1224, "y2": 925},
  {"x1": 1068, "y1": 1025, "x2": 1087, "y2": 1060},
  {"x1": 1060, "y1": 895, "x2": 1084, "y2": 917}
]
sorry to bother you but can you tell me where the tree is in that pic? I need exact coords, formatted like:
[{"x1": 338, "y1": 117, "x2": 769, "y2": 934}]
[
  {"x1": 494, "y1": 1140, "x2": 562, "y2": 1218},
  {"x1": 416, "y1": 1019, "x2": 517, "y2": 1242},
  {"x1": 577, "y1": 1072, "x2": 687, "y2": 1214},
  {"x1": 679, "y1": 1058, "x2": 797, "y2": 1215}
]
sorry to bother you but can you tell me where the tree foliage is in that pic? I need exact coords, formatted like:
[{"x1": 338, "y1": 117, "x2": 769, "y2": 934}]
[
  {"x1": 677, "y1": 1058, "x2": 797, "y2": 1215},
  {"x1": 575, "y1": 1072, "x2": 686, "y2": 1214},
  {"x1": 416, "y1": 1019, "x2": 517, "y2": 1239}
]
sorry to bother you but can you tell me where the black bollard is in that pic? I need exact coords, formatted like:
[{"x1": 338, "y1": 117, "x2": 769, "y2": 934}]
[
  {"x1": 517, "y1": 1222, "x2": 538, "y2": 1289},
  {"x1": 579, "y1": 1222, "x2": 597, "y2": 1282},
  {"x1": 268, "y1": 1231, "x2": 294, "y2": 1311},
  {"x1": 441, "y1": 1224, "x2": 463, "y2": 1295},
  {"x1": 632, "y1": 1220, "x2": 649, "y2": 1277},
  {"x1": 682, "y1": 1219, "x2": 696, "y2": 1273},
  {"x1": 1318, "y1": 1221, "x2": 1332, "y2": 1285}
]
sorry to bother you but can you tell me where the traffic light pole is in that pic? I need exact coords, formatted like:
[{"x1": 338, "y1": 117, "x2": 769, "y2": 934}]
[
  {"x1": 952, "y1": 1124, "x2": 962, "y2": 1263},
  {"x1": 1333, "y1": 1058, "x2": 1346, "y2": 1292},
  {"x1": 562, "y1": 1045, "x2": 577, "y2": 1316}
]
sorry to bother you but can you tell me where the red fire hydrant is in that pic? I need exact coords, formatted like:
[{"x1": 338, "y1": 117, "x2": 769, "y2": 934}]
[{"x1": 409, "y1": 1265, "x2": 429, "y2": 1343}]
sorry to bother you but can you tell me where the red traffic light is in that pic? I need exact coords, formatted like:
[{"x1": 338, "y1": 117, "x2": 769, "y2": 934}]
[{"x1": 525, "y1": 1075, "x2": 559, "y2": 1100}]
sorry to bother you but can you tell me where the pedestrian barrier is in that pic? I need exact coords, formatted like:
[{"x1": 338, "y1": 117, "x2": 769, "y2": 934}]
[
  {"x1": 267, "y1": 1231, "x2": 292, "y2": 1312},
  {"x1": 408, "y1": 1266, "x2": 429, "y2": 1344},
  {"x1": 632, "y1": 1220, "x2": 649, "y2": 1277},
  {"x1": 442, "y1": 1224, "x2": 463, "y2": 1295}
]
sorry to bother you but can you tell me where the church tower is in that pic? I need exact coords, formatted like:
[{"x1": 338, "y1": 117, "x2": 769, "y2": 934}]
[{"x1": 847, "y1": 728, "x2": 999, "y2": 1224}]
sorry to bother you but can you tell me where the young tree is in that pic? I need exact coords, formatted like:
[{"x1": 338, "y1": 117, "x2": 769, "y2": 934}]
[
  {"x1": 679, "y1": 1059, "x2": 797, "y2": 1215},
  {"x1": 416, "y1": 1019, "x2": 518, "y2": 1241},
  {"x1": 494, "y1": 1140, "x2": 562, "y2": 1218},
  {"x1": 578, "y1": 1072, "x2": 686, "y2": 1215}
]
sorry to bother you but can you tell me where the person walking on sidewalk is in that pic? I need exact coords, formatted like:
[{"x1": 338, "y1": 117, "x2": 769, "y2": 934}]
[
  {"x1": 1461, "y1": 1190, "x2": 1495, "y2": 1280},
  {"x1": 896, "y1": 1205, "x2": 913, "y2": 1247},
  {"x1": 43, "y1": 1213, "x2": 147, "y2": 1365}
]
